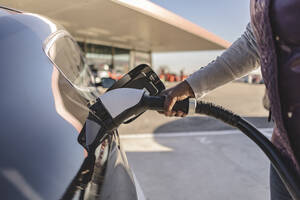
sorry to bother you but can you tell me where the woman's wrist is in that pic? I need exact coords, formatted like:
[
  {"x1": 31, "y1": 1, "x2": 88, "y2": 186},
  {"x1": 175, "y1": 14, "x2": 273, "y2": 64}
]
[{"x1": 183, "y1": 80, "x2": 195, "y2": 98}]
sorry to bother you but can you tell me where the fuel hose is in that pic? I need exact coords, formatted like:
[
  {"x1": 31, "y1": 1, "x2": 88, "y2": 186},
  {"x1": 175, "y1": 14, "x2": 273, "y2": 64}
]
[{"x1": 143, "y1": 96, "x2": 300, "y2": 200}]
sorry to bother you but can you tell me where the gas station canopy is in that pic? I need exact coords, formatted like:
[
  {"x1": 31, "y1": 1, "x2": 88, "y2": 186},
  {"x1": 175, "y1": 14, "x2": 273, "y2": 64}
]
[{"x1": 2, "y1": 0, "x2": 230, "y2": 52}]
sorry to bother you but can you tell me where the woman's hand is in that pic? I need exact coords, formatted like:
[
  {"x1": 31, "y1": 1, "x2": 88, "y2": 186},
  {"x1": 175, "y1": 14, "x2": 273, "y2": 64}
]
[{"x1": 160, "y1": 81, "x2": 195, "y2": 117}]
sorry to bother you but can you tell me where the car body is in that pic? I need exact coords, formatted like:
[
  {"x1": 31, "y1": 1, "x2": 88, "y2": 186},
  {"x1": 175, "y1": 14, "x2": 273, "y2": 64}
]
[{"x1": 0, "y1": 6, "x2": 144, "y2": 200}]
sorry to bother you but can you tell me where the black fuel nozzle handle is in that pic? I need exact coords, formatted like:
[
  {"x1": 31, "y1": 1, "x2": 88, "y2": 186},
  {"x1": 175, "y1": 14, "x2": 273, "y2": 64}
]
[{"x1": 142, "y1": 95, "x2": 193, "y2": 114}]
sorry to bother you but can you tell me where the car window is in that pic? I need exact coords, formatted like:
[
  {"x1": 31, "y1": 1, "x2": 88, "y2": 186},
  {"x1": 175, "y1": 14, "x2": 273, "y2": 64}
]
[{"x1": 44, "y1": 30, "x2": 100, "y2": 101}]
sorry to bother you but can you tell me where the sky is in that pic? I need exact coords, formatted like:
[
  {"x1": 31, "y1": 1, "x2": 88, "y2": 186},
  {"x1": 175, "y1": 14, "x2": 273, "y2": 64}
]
[{"x1": 149, "y1": 0, "x2": 251, "y2": 74}]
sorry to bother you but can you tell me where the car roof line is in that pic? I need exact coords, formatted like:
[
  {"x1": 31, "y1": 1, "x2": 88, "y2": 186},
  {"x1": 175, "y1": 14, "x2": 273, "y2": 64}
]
[{"x1": 0, "y1": 6, "x2": 22, "y2": 13}]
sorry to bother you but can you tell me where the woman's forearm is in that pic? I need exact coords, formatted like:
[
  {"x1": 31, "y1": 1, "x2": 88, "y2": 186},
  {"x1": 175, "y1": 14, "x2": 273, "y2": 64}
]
[{"x1": 186, "y1": 23, "x2": 260, "y2": 99}]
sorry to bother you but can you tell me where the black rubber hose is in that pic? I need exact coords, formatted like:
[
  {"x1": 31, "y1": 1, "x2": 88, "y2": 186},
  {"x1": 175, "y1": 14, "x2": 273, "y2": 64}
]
[
  {"x1": 144, "y1": 95, "x2": 300, "y2": 200},
  {"x1": 196, "y1": 101, "x2": 300, "y2": 200},
  {"x1": 237, "y1": 120, "x2": 300, "y2": 200}
]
